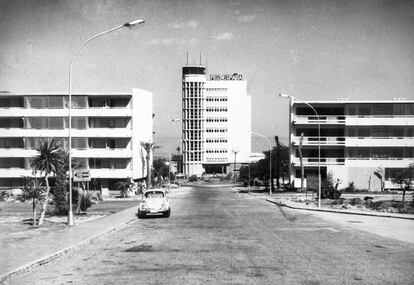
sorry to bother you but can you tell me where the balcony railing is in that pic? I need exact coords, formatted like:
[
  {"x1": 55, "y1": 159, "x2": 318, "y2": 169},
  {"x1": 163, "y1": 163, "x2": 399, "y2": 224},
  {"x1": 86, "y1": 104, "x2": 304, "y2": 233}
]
[
  {"x1": 346, "y1": 115, "x2": 414, "y2": 126},
  {"x1": 293, "y1": 115, "x2": 346, "y2": 124},
  {"x1": 292, "y1": 157, "x2": 345, "y2": 166},
  {"x1": 346, "y1": 137, "x2": 414, "y2": 147},
  {"x1": 292, "y1": 136, "x2": 346, "y2": 145}
]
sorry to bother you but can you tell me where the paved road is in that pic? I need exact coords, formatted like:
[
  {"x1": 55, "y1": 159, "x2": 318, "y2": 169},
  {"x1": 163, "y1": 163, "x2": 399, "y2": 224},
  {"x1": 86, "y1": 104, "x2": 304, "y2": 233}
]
[{"x1": 10, "y1": 186, "x2": 414, "y2": 284}]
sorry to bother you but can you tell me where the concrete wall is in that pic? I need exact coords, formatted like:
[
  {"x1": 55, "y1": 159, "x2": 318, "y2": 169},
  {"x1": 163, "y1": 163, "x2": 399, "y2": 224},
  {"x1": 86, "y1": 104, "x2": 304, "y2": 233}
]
[{"x1": 347, "y1": 167, "x2": 382, "y2": 191}]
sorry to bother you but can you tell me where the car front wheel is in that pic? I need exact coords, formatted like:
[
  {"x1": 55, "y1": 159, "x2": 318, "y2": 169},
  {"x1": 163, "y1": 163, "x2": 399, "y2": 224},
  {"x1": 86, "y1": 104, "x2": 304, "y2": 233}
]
[
  {"x1": 138, "y1": 210, "x2": 146, "y2": 219},
  {"x1": 163, "y1": 208, "x2": 171, "y2": 218}
]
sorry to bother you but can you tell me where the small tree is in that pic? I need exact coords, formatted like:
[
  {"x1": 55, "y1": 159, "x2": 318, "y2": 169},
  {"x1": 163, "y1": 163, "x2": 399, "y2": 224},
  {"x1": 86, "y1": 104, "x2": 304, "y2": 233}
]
[
  {"x1": 393, "y1": 167, "x2": 413, "y2": 203},
  {"x1": 22, "y1": 176, "x2": 45, "y2": 226},
  {"x1": 31, "y1": 138, "x2": 64, "y2": 225}
]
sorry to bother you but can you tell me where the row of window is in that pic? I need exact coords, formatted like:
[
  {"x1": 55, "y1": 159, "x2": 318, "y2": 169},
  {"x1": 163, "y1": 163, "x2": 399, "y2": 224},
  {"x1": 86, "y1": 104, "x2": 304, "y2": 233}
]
[
  {"x1": 0, "y1": 158, "x2": 131, "y2": 169},
  {"x1": 206, "y1": 88, "x2": 227, "y2": 92},
  {"x1": 205, "y1": 158, "x2": 227, "y2": 162},
  {"x1": 206, "y1": 97, "x2": 228, "y2": 102},
  {"x1": 295, "y1": 127, "x2": 414, "y2": 137},
  {"x1": 206, "y1": 117, "x2": 227, "y2": 122},
  {"x1": 294, "y1": 147, "x2": 414, "y2": 158},
  {"x1": 206, "y1": 138, "x2": 228, "y2": 143},
  {"x1": 0, "y1": 117, "x2": 130, "y2": 129},
  {"x1": 206, "y1": 107, "x2": 227, "y2": 112},
  {"x1": 295, "y1": 103, "x2": 414, "y2": 116},
  {"x1": 206, "y1": 128, "x2": 227, "y2": 133},
  {"x1": 206, "y1": 149, "x2": 228, "y2": 154},
  {"x1": 0, "y1": 96, "x2": 130, "y2": 109},
  {"x1": 0, "y1": 137, "x2": 130, "y2": 150}
]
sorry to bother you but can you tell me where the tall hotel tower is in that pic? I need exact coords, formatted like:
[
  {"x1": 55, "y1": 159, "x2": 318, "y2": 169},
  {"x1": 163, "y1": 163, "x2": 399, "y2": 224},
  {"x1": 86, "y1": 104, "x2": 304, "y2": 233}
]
[{"x1": 182, "y1": 64, "x2": 251, "y2": 177}]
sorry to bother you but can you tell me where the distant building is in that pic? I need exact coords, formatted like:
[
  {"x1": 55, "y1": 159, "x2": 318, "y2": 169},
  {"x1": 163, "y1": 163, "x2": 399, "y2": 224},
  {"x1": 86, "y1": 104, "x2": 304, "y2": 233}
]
[
  {"x1": 0, "y1": 89, "x2": 153, "y2": 192},
  {"x1": 287, "y1": 98, "x2": 414, "y2": 191},
  {"x1": 182, "y1": 65, "x2": 251, "y2": 176}
]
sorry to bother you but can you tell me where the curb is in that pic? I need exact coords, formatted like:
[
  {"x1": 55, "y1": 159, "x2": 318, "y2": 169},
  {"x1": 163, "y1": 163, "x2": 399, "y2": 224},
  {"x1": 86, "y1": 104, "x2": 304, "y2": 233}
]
[
  {"x1": 0, "y1": 212, "x2": 137, "y2": 283},
  {"x1": 266, "y1": 199, "x2": 414, "y2": 220}
]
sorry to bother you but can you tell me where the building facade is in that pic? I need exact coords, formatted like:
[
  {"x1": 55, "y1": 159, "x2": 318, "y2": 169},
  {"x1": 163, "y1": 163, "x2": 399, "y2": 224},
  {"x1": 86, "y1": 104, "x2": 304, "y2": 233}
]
[
  {"x1": 182, "y1": 65, "x2": 251, "y2": 176},
  {"x1": 287, "y1": 98, "x2": 414, "y2": 191},
  {"x1": 0, "y1": 88, "x2": 153, "y2": 192}
]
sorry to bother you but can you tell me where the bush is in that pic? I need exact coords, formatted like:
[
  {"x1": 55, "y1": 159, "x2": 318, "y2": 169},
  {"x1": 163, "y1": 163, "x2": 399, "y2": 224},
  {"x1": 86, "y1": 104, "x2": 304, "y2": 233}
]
[
  {"x1": 0, "y1": 191, "x2": 10, "y2": 201},
  {"x1": 189, "y1": 175, "x2": 198, "y2": 182},
  {"x1": 349, "y1": 198, "x2": 363, "y2": 206},
  {"x1": 321, "y1": 188, "x2": 342, "y2": 199},
  {"x1": 346, "y1": 181, "x2": 356, "y2": 192},
  {"x1": 321, "y1": 171, "x2": 342, "y2": 199}
]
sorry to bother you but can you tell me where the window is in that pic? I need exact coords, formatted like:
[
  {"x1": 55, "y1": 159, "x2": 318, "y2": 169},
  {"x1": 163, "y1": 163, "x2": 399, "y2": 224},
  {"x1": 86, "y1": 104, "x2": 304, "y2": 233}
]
[{"x1": 0, "y1": 138, "x2": 24, "y2": 148}]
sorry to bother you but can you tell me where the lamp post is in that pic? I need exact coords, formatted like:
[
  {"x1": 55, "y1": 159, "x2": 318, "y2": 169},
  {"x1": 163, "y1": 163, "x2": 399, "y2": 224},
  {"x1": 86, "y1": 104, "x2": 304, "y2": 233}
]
[
  {"x1": 279, "y1": 93, "x2": 321, "y2": 208},
  {"x1": 250, "y1": 131, "x2": 272, "y2": 195},
  {"x1": 232, "y1": 148, "x2": 240, "y2": 183},
  {"x1": 67, "y1": 19, "x2": 145, "y2": 226}
]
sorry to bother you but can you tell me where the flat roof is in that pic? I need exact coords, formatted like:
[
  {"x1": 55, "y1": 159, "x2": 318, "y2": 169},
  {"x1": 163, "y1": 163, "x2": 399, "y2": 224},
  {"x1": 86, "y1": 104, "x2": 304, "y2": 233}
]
[
  {"x1": 292, "y1": 99, "x2": 414, "y2": 104},
  {"x1": 0, "y1": 92, "x2": 132, "y2": 96}
]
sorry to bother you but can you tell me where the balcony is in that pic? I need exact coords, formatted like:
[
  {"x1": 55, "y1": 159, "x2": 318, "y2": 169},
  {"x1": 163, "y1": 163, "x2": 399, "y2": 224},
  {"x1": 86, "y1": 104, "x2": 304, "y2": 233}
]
[
  {"x1": 292, "y1": 136, "x2": 346, "y2": 146},
  {"x1": 346, "y1": 157, "x2": 414, "y2": 168},
  {"x1": 73, "y1": 148, "x2": 132, "y2": 158},
  {"x1": 0, "y1": 107, "x2": 132, "y2": 117},
  {"x1": 0, "y1": 128, "x2": 132, "y2": 138},
  {"x1": 293, "y1": 115, "x2": 346, "y2": 125},
  {"x1": 346, "y1": 137, "x2": 414, "y2": 147},
  {"x1": 89, "y1": 169, "x2": 133, "y2": 179},
  {"x1": 0, "y1": 149, "x2": 36, "y2": 157},
  {"x1": 292, "y1": 157, "x2": 345, "y2": 166},
  {"x1": 346, "y1": 115, "x2": 414, "y2": 126},
  {"x1": 0, "y1": 168, "x2": 33, "y2": 178}
]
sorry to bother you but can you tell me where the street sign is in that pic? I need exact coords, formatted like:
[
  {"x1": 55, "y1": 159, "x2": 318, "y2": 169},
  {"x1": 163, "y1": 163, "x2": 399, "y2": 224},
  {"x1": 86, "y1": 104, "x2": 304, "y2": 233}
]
[{"x1": 73, "y1": 168, "x2": 91, "y2": 182}]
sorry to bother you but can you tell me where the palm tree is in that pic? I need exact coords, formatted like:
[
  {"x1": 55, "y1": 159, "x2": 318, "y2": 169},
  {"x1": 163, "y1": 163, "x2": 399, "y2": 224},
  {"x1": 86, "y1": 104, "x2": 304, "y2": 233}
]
[
  {"x1": 22, "y1": 176, "x2": 44, "y2": 226},
  {"x1": 31, "y1": 138, "x2": 64, "y2": 226},
  {"x1": 140, "y1": 141, "x2": 154, "y2": 190},
  {"x1": 115, "y1": 179, "x2": 134, "y2": 198}
]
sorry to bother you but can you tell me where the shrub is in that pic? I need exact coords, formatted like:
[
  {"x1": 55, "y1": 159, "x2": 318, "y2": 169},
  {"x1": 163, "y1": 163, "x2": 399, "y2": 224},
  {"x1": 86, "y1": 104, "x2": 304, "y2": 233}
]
[
  {"x1": 349, "y1": 198, "x2": 363, "y2": 206},
  {"x1": 346, "y1": 181, "x2": 355, "y2": 192},
  {"x1": 189, "y1": 175, "x2": 198, "y2": 182}
]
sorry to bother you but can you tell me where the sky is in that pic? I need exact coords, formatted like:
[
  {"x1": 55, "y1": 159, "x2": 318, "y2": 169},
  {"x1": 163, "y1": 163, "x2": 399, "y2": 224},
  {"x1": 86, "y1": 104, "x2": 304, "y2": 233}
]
[{"x1": 1, "y1": 0, "x2": 413, "y2": 155}]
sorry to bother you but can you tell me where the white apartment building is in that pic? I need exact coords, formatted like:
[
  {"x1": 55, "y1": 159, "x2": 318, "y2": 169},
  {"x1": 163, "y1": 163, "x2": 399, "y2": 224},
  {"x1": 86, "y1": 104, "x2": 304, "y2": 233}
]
[
  {"x1": 0, "y1": 88, "x2": 153, "y2": 192},
  {"x1": 287, "y1": 98, "x2": 414, "y2": 191},
  {"x1": 182, "y1": 65, "x2": 251, "y2": 176}
]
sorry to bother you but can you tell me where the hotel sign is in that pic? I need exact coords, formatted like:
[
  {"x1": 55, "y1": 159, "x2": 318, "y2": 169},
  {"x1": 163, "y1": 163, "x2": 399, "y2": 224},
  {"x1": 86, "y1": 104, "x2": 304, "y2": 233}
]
[{"x1": 210, "y1": 73, "x2": 242, "y2": 81}]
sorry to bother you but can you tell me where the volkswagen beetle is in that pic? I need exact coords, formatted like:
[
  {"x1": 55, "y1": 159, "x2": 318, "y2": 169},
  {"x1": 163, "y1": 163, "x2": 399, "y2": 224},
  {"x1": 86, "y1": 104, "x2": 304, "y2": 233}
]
[{"x1": 137, "y1": 189, "x2": 171, "y2": 218}]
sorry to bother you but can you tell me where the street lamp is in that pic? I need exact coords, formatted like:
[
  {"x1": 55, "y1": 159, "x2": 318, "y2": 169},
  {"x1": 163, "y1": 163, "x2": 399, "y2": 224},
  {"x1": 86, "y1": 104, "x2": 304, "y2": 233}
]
[
  {"x1": 279, "y1": 93, "x2": 321, "y2": 208},
  {"x1": 232, "y1": 148, "x2": 240, "y2": 183},
  {"x1": 67, "y1": 18, "x2": 145, "y2": 226},
  {"x1": 250, "y1": 131, "x2": 272, "y2": 195}
]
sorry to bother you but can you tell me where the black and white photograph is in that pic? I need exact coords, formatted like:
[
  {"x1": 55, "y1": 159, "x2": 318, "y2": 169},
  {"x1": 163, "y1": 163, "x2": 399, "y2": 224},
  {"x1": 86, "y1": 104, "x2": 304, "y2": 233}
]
[{"x1": 0, "y1": 0, "x2": 413, "y2": 284}]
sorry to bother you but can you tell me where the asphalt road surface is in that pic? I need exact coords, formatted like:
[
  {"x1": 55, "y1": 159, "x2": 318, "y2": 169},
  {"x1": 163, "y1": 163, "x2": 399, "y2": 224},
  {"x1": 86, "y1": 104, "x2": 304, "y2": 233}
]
[{"x1": 10, "y1": 186, "x2": 414, "y2": 284}]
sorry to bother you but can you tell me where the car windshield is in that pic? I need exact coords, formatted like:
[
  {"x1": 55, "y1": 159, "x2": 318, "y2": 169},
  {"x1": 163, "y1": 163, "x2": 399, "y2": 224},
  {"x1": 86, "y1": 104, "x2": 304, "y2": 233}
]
[{"x1": 145, "y1": 191, "x2": 164, "y2": 198}]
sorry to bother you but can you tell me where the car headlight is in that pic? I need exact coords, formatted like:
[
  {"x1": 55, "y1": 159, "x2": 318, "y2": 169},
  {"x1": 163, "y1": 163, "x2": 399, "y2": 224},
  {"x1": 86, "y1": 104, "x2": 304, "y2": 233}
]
[
  {"x1": 141, "y1": 203, "x2": 148, "y2": 209},
  {"x1": 161, "y1": 202, "x2": 168, "y2": 209}
]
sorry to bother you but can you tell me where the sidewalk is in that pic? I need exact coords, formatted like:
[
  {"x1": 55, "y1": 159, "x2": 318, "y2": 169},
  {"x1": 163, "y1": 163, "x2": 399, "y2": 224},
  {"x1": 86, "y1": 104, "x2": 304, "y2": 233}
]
[
  {"x1": 266, "y1": 197, "x2": 414, "y2": 220},
  {"x1": 0, "y1": 204, "x2": 138, "y2": 283},
  {"x1": 259, "y1": 195, "x2": 414, "y2": 244}
]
